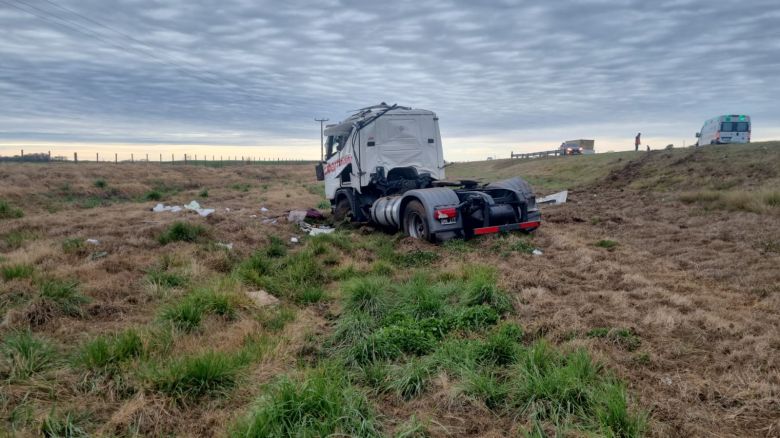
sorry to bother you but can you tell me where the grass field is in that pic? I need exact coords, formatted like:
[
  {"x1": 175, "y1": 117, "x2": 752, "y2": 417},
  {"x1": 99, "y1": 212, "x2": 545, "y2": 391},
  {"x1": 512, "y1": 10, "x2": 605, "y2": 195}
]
[{"x1": 1, "y1": 142, "x2": 778, "y2": 437}]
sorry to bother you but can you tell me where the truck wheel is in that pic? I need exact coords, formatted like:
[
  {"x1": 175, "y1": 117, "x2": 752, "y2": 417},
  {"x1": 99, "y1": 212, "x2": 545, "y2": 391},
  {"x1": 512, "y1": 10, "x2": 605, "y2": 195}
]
[
  {"x1": 333, "y1": 197, "x2": 352, "y2": 222},
  {"x1": 403, "y1": 200, "x2": 434, "y2": 242}
]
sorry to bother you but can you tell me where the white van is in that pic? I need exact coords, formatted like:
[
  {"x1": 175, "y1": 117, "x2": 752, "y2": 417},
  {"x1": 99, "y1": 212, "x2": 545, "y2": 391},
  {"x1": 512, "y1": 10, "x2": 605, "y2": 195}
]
[{"x1": 696, "y1": 115, "x2": 751, "y2": 146}]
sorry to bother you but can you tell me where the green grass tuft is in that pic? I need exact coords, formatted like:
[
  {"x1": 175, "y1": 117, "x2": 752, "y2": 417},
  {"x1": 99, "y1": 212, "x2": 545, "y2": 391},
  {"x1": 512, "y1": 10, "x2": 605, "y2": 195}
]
[
  {"x1": 94, "y1": 179, "x2": 107, "y2": 188},
  {"x1": 1, "y1": 263, "x2": 34, "y2": 281},
  {"x1": 475, "y1": 323, "x2": 523, "y2": 366},
  {"x1": 62, "y1": 237, "x2": 86, "y2": 255},
  {"x1": 40, "y1": 409, "x2": 87, "y2": 438},
  {"x1": 596, "y1": 239, "x2": 619, "y2": 250},
  {"x1": 148, "y1": 350, "x2": 244, "y2": 399},
  {"x1": 1, "y1": 330, "x2": 57, "y2": 380},
  {"x1": 160, "y1": 287, "x2": 238, "y2": 331},
  {"x1": 76, "y1": 329, "x2": 144, "y2": 371},
  {"x1": 237, "y1": 246, "x2": 326, "y2": 304},
  {"x1": 265, "y1": 236, "x2": 287, "y2": 258},
  {"x1": 450, "y1": 305, "x2": 500, "y2": 331},
  {"x1": 461, "y1": 369, "x2": 509, "y2": 409},
  {"x1": 158, "y1": 221, "x2": 207, "y2": 245},
  {"x1": 144, "y1": 189, "x2": 163, "y2": 201},
  {"x1": 343, "y1": 276, "x2": 388, "y2": 317},
  {"x1": 587, "y1": 327, "x2": 641, "y2": 351},
  {"x1": 349, "y1": 323, "x2": 436, "y2": 364},
  {"x1": 145, "y1": 267, "x2": 187, "y2": 288},
  {"x1": 389, "y1": 358, "x2": 436, "y2": 400},
  {"x1": 462, "y1": 266, "x2": 512, "y2": 314},
  {"x1": 396, "y1": 250, "x2": 439, "y2": 267},
  {"x1": 230, "y1": 367, "x2": 380, "y2": 437},
  {"x1": 0, "y1": 199, "x2": 24, "y2": 219},
  {"x1": 39, "y1": 279, "x2": 89, "y2": 316}
]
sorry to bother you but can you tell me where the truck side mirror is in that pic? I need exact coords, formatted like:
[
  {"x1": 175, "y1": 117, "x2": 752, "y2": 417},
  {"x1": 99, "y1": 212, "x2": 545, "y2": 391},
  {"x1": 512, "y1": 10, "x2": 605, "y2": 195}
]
[
  {"x1": 695, "y1": 132, "x2": 700, "y2": 138},
  {"x1": 315, "y1": 163, "x2": 324, "y2": 181}
]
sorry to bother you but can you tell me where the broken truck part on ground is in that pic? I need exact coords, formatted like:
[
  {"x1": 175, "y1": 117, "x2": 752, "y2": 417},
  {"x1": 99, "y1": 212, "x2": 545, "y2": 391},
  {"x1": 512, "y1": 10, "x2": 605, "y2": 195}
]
[{"x1": 316, "y1": 103, "x2": 541, "y2": 241}]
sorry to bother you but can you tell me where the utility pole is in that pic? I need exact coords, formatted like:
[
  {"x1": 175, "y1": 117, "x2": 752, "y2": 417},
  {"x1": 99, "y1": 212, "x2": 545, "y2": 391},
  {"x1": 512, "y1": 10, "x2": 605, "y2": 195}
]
[{"x1": 315, "y1": 118, "x2": 329, "y2": 161}]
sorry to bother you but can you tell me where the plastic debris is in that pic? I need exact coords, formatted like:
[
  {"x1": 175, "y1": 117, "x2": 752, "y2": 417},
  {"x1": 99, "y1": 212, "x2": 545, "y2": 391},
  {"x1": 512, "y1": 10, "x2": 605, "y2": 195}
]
[
  {"x1": 249, "y1": 214, "x2": 257, "y2": 218},
  {"x1": 260, "y1": 207, "x2": 269, "y2": 212},
  {"x1": 299, "y1": 221, "x2": 335, "y2": 236},
  {"x1": 538, "y1": 190, "x2": 568, "y2": 206},
  {"x1": 532, "y1": 249, "x2": 544, "y2": 256},
  {"x1": 216, "y1": 242, "x2": 233, "y2": 250},
  {"x1": 152, "y1": 203, "x2": 182, "y2": 213},
  {"x1": 287, "y1": 210, "x2": 307, "y2": 223},
  {"x1": 290, "y1": 237, "x2": 299, "y2": 243},
  {"x1": 90, "y1": 251, "x2": 108, "y2": 260},
  {"x1": 261, "y1": 218, "x2": 278, "y2": 225},
  {"x1": 85, "y1": 239, "x2": 100, "y2": 245},
  {"x1": 184, "y1": 200, "x2": 215, "y2": 217},
  {"x1": 305, "y1": 208, "x2": 324, "y2": 220}
]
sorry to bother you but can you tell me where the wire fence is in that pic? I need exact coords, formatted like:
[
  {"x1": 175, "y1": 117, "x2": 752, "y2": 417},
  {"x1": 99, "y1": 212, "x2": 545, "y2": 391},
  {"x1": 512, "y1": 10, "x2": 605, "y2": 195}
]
[{"x1": 0, "y1": 150, "x2": 317, "y2": 166}]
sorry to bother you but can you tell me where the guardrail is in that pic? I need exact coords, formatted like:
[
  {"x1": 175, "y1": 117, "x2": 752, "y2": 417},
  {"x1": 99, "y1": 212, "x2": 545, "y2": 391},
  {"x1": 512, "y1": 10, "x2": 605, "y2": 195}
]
[{"x1": 510, "y1": 149, "x2": 565, "y2": 159}]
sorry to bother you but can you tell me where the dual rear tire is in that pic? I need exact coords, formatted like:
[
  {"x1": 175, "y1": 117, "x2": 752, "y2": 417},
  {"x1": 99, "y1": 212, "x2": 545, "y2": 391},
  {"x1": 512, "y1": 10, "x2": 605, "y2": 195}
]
[{"x1": 403, "y1": 200, "x2": 434, "y2": 242}]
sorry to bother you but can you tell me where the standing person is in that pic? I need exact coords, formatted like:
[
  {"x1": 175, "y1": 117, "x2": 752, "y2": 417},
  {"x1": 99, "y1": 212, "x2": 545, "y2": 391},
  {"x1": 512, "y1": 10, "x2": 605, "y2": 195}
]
[{"x1": 635, "y1": 132, "x2": 641, "y2": 151}]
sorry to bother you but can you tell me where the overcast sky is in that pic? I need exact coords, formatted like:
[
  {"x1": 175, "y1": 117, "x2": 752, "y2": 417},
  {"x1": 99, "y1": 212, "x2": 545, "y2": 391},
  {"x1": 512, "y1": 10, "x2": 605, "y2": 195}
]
[{"x1": 1, "y1": 0, "x2": 779, "y2": 160}]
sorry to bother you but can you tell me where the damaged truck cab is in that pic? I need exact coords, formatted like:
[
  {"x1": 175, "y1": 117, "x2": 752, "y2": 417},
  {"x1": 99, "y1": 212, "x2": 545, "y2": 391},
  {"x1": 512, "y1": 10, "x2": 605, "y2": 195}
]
[{"x1": 316, "y1": 103, "x2": 540, "y2": 241}]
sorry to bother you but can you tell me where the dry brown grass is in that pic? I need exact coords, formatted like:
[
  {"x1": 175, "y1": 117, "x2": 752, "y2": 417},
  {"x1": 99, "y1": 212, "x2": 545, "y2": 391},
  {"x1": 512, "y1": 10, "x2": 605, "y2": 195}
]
[{"x1": 1, "y1": 153, "x2": 779, "y2": 437}]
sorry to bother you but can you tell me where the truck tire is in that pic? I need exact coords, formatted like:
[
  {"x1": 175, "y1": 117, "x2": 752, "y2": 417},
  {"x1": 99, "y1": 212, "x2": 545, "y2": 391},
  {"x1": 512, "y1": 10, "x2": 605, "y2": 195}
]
[
  {"x1": 403, "y1": 200, "x2": 434, "y2": 242},
  {"x1": 333, "y1": 197, "x2": 352, "y2": 222}
]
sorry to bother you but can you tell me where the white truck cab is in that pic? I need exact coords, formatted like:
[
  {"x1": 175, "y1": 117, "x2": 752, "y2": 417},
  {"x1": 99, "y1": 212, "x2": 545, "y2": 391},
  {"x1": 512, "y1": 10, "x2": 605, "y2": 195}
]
[
  {"x1": 320, "y1": 105, "x2": 445, "y2": 200},
  {"x1": 315, "y1": 103, "x2": 540, "y2": 241}
]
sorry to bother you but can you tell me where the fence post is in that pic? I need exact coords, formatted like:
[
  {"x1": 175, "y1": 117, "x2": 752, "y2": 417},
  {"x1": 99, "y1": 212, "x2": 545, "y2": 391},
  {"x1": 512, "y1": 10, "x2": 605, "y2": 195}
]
[
  {"x1": 74, "y1": 152, "x2": 78, "y2": 163},
  {"x1": 96, "y1": 152, "x2": 99, "y2": 162},
  {"x1": 146, "y1": 154, "x2": 149, "y2": 162},
  {"x1": 171, "y1": 153, "x2": 174, "y2": 164},
  {"x1": 48, "y1": 151, "x2": 51, "y2": 161},
  {"x1": 159, "y1": 154, "x2": 162, "y2": 164},
  {"x1": 184, "y1": 154, "x2": 187, "y2": 165},
  {"x1": 21, "y1": 149, "x2": 24, "y2": 158},
  {"x1": 115, "y1": 153, "x2": 117, "y2": 164},
  {"x1": 131, "y1": 153, "x2": 134, "y2": 163}
]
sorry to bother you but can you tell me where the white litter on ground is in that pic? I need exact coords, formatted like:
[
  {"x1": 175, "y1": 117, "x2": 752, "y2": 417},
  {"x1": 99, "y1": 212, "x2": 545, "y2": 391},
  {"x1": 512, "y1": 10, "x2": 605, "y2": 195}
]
[
  {"x1": 290, "y1": 237, "x2": 299, "y2": 243},
  {"x1": 184, "y1": 200, "x2": 215, "y2": 217},
  {"x1": 532, "y1": 249, "x2": 544, "y2": 256},
  {"x1": 299, "y1": 221, "x2": 335, "y2": 236},
  {"x1": 85, "y1": 239, "x2": 100, "y2": 245},
  {"x1": 216, "y1": 242, "x2": 233, "y2": 250},
  {"x1": 152, "y1": 203, "x2": 182, "y2": 213},
  {"x1": 538, "y1": 190, "x2": 568, "y2": 205},
  {"x1": 287, "y1": 210, "x2": 307, "y2": 223},
  {"x1": 260, "y1": 207, "x2": 269, "y2": 212}
]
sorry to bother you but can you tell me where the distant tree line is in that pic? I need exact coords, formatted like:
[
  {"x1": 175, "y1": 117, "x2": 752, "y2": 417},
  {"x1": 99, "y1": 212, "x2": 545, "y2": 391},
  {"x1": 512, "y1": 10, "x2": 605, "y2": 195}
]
[{"x1": 0, "y1": 152, "x2": 53, "y2": 162}]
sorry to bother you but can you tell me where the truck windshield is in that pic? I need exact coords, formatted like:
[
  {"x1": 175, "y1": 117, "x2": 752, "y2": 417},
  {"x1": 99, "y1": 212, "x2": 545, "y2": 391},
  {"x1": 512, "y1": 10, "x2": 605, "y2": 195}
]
[
  {"x1": 325, "y1": 134, "x2": 351, "y2": 159},
  {"x1": 721, "y1": 122, "x2": 750, "y2": 132}
]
